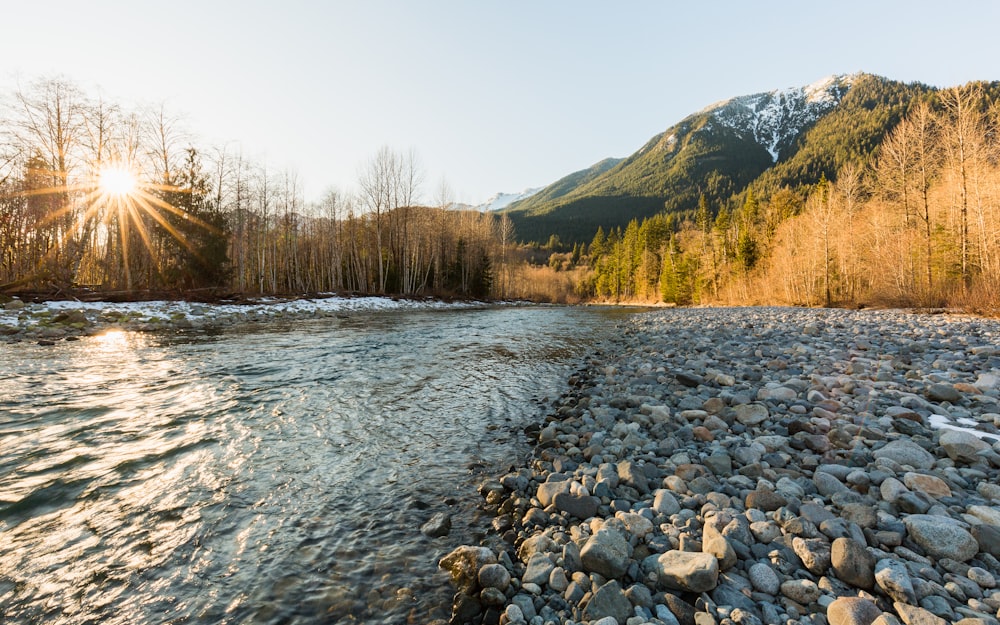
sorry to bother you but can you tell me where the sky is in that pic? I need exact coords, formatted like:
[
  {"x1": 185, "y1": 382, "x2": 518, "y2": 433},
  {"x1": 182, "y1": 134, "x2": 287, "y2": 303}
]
[{"x1": 2, "y1": 1, "x2": 999, "y2": 207}]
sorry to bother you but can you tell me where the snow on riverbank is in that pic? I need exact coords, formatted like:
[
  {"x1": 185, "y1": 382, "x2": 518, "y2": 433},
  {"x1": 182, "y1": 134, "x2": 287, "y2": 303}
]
[{"x1": 0, "y1": 294, "x2": 494, "y2": 341}]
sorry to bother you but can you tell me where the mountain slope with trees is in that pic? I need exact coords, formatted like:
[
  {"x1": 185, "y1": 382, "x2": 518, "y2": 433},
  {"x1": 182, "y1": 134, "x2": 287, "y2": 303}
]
[{"x1": 506, "y1": 73, "x2": 934, "y2": 244}]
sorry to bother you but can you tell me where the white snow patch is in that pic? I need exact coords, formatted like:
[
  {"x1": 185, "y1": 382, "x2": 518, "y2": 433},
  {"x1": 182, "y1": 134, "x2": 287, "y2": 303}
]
[
  {"x1": 473, "y1": 187, "x2": 543, "y2": 212},
  {"x1": 0, "y1": 295, "x2": 491, "y2": 331},
  {"x1": 701, "y1": 74, "x2": 854, "y2": 163},
  {"x1": 929, "y1": 413, "x2": 1000, "y2": 442}
]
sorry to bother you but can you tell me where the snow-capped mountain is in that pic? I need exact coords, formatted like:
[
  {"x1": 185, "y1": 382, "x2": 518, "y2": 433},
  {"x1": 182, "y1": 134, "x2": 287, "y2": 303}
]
[
  {"x1": 705, "y1": 74, "x2": 855, "y2": 161},
  {"x1": 506, "y1": 73, "x2": 929, "y2": 244},
  {"x1": 472, "y1": 188, "x2": 543, "y2": 212}
]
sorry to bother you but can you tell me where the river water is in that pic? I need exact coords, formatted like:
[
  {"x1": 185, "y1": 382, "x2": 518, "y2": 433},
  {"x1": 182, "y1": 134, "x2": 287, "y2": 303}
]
[{"x1": 0, "y1": 306, "x2": 633, "y2": 624}]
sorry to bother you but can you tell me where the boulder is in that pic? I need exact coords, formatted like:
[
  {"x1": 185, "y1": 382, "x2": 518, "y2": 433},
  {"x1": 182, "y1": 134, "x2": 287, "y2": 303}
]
[
  {"x1": 939, "y1": 429, "x2": 991, "y2": 464},
  {"x1": 581, "y1": 526, "x2": 631, "y2": 579},
  {"x1": 872, "y1": 440, "x2": 935, "y2": 470},
  {"x1": 903, "y1": 515, "x2": 979, "y2": 562},
  {"x1": 831, "y1": 537, "x2": 876, "y2": 590},
  {"x1": 827, "y1": 596, "x2": 883, "y2": 625},
  {"x1": 440, "y1": 546, "x2": 497, "y2": 593},
  {"x1": 655, "y1": 550, "x2": 719, "y2": 593}
]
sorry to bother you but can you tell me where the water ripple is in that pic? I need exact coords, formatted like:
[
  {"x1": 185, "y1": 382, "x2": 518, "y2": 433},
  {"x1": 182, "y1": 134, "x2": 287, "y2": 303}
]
[{"x1": 0, "y1": 306, "x2": 633, "y2": 624}]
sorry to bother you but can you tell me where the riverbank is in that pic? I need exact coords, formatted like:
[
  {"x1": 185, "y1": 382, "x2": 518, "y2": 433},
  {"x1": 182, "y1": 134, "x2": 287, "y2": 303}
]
[
  {"x1": 441, "y1": 307, "x2": 1000, "y2": 625},
  {"x1": 0, "y1": 293, "x2": 493, "y2": 344}
]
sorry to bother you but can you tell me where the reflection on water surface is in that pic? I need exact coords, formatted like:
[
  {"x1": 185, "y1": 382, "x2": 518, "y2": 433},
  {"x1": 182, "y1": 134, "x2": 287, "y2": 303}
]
[{"x1": 0, "y1": 306, "x2": 631, "y2": 624}]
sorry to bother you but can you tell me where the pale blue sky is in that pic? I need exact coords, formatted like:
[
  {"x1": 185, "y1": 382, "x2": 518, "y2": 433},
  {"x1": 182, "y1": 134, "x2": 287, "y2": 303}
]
[{"x1": 2, "y1": 1, "x2": 998, "y2": 205}]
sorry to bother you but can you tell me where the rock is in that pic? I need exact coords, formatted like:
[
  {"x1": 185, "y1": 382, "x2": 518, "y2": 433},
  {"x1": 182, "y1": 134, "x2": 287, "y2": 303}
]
[
  {"x1": 875, "y1": 558, "x2": 917, "y2": 604},
  {"x1": 792, "y1": 536, "x2": 832, "y2": 575},
  {"x1": 780, "y1": 578, "x2": 821, "y2": 604},
  {"x1": 676, "y1": 372, "x2": 704, "y2": 388},
  {"x1": 420, "y1": 512, "x2": 452, "y2": 537},
  {"x1": 827, "y1": 596, "x2": 884, "y2": 625},
  {"x1": 653, "y1": 489, "x2": 681, "y2": 516},
  {"x1": 927, "y1": 383, "x2": 961, "y2": 403},
  {"x1": 522, "y1": 552, "x2": 555, "y2": 586},
  {"x1": 832, "y1": 537, "x2": 876, "y2": 590},
  {"x1": 618, "y1": 460, "x2": 650, "y2": 494},
  {"x1": 893, "y1": 602, "x2": 949, "y2": 625},
  {"x1": 439, "y1": 545, "x2": 497, "y2": 593},
  {"x1": 903, "y1": 515, "x2": 980, "y2": 562},
  {"x1": 902, "y1": 472, "x2": 952, "y2": 499},
  {"x1": 655, "y1": 550, "x2": 720, "y2": 593},
  {"x1": 702, "y1": 522, "x2": 736, "y2": 571},
  {"x1": 478, "y1": 563, "x2": 511, "y2": 591},
  {"x1": 971, "y1": 523, "x2": 1000, "y2": 557},
  {"x1": 554, "y1": 492, "x2": 599, "y2": 520},
  {"x1": 748, "y1": 562, "x2": 781, "y2": 595},
  {"x1": 734, "y1": 403, "x2": 769, "y2": 426},
  {"x1": 873, "y1": 440, "x2": 936, "y2": 470},
  {"x1": 939, "y1": 429, "x2": 992, "y2": 464},
  {"x1": 967, "y1": 505, "x2": 1000, "y2": 527},
  {"x1": 841, "y1": 503, "x2": 878, "y2": 529},
  {"x1": 582, "y1": 580, "x2": 632, "y2": 623},
  {"x1": 746, "y1": 489, "x2": 787, "y2": 512},
  {"x1": 815, "y1": 471, "x2": 851, "y2": 497},
  {"x1": 480, "y1": 586, "x2": 506, "y2": 607},
  {"x1": 537, "y1": 480, "x2": 573, "y2": 507},
  {"x1": 581, "y1": 526, "x2": 631, "y2": 579}
]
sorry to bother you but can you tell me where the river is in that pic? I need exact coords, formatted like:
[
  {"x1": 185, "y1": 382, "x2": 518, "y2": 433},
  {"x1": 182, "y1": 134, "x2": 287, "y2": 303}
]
[{"x1": 0, "y1": 305, "x2": 634, "y2": 624}]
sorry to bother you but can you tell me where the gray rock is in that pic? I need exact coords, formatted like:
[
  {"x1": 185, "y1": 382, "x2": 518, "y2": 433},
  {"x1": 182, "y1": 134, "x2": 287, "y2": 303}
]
[
  {"x1": 792, "y1": 536, "x2": 832, "y2": 575},
  {"x1": 745, "y1": 489, "x2": 787, "y2": 512},
  {"x1": 734, "y1": 403, "x2": 769, "y2": 426},
  {"x1": 582, "y1": 580, "x2": 632, "y2": 623},
  {"x1": 653, "y1": 489, "x2": 681, "y2": 516},
  {"x1": 618, "y1": 460, "x2": 650, "y2": 494},
  {"x1": 827, "y1": 596, "x2": 883, "y2": 625},
  {"x1": 831, "y1": 537, "x2": 876, "y2": 590},
  {"x1": 655, "y1": 550, "x2": 720, "y2": 593},
  {"x1": 780, "y1": 578, "x2": 821, "y2": 604},
  {"x1": 903, "y1": 515, "x2": 980, "y2": 562},
  {"x1": 873, "y1": 440, "x2": 936, "y2": 470},
  {"x1": 939, "y1": 429, "x2": 992, "y2": 464},
  {"x1": 522, "y1": 552, "x2": 555, "y2": 586},
  {"x1": 893, "y1": 602, "x2": 948, "y2": 625},
  {"x1": 536, "y1": 480, "x2": 573, "y2": 507},
  {"x1": 927, "y1": 383, "x2": 961, "y2": 403},
  {"x1": 581, "y1": 526, "x2": 631, "y2": 579},
  {"x1": 478, "y1": 563, "x2": 511, "y2": 591},
  {"x1": 971, "y1": 524, "x2": 1000, "y2": 558},
  {"x1": 553, "y1": 492, "x2": 599, "y2": 520},
  {"x1": 815, "y1": 471, "x2": 850, "y2": 497},
  {"x1": 875, "y1": 558, "x2": 916, "y2": 604},
  {"x1": 748, "y1": 562, "x2": 780, "y2": 595},
  {"x1": 420, "y1": 512, "x2": 452, "y2": 537}
]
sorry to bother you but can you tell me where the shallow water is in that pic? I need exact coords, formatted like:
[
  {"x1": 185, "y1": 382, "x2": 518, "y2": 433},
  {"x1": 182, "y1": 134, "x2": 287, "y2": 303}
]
[{"x1": 0, "y1": 306, "x2": 631, "y2": 624}]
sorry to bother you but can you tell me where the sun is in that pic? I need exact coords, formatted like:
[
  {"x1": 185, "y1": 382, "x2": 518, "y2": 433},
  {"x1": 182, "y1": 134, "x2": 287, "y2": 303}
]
[{"x1": 99, "y1": 165, "x2": 137, "y2": 198}]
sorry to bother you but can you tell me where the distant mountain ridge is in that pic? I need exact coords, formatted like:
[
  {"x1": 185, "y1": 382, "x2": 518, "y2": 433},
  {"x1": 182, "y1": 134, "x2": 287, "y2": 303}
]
[
  {"x1": 504, "y1": 73, "x2": 925, "y2": 243},
  {"x1": 472, "y1": 188, "x2": 542, "y2": 212}
]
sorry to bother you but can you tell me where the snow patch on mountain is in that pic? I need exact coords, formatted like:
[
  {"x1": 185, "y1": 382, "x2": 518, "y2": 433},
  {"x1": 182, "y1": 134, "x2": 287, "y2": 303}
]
[
  {"x1": 704, "y1": 74, "x2": 855, "y2": 162},
  {"x1": 473, "y1": 187, "x2": 543, "y2": 212}
]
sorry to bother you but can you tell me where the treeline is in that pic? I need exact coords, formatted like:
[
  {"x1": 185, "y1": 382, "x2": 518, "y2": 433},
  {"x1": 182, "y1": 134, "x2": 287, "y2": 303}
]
[
  {"x1": 580, "y1": 82, "x2": 1000, "y2": 311},
  {"x1": 0, "y1": 78, "x2": 512, "y2": 299}
]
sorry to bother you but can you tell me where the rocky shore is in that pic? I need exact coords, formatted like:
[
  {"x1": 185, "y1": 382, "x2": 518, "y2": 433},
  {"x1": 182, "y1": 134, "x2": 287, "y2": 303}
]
[{"x1": 440, "y1": 307, "x2": 1000, "y2": 625}]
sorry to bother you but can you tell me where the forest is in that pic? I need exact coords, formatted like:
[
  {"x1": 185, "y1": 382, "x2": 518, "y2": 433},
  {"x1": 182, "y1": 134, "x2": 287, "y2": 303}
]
[
  {"x1": 578, "y1": 82, "x2": 1000, "y2": 313},
  {"x1": 0, "y1": 78, "x2": 517, "y2": 301},
  {"x1": 4, "y1": 77, "x2": 1000, "y2": 313}
]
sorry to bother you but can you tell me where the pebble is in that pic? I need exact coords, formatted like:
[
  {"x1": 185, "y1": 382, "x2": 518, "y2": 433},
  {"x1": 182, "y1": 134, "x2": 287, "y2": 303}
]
[{"x1": 442, "y1": 307, "x2": 1000, "y2": 625}]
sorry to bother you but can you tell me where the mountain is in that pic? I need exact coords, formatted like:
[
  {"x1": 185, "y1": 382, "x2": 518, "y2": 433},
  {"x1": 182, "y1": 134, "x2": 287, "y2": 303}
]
[
  {"x1": 472, "y1": 187, "x2": 543, "y2": 212},
  {"x1": 505, "y1": 73, "x2": 927, "y2": 244}
]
